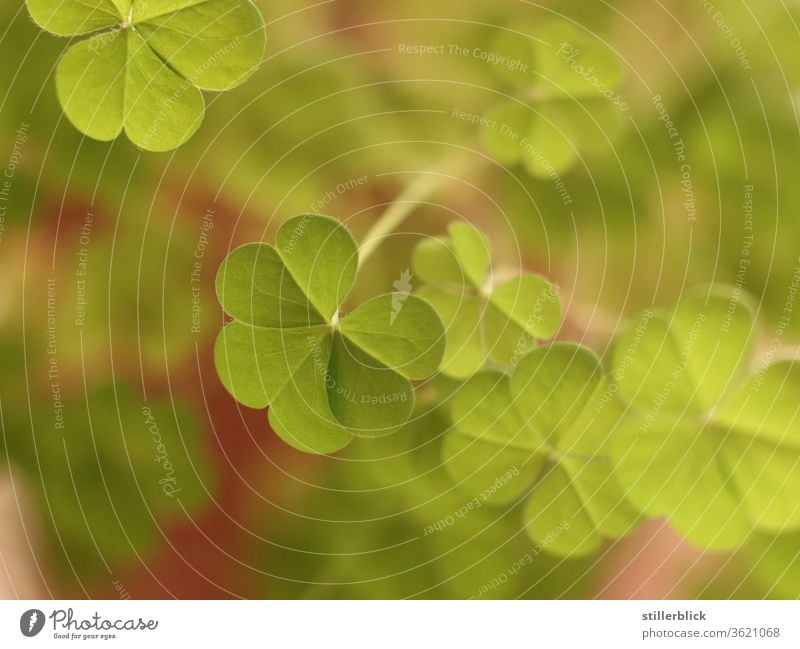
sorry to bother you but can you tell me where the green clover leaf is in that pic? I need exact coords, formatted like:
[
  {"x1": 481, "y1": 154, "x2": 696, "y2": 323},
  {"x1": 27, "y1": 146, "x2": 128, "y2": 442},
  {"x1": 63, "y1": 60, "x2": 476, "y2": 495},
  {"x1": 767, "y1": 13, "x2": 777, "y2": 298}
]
[
  {"x1": 412, "y1": 222, "x2": 561, "y2": 378},
  {"x1": 27, "y1": 0, "x2": 266, "y2": 151},
  {"x1": 443, "y1": 343, "x2": 640, "y2": 556},
  {"x1": 214, "y1": 214, "x2": 446, "y2": 455},
  {"x1": 610, "y1": 286, "x2": 800, "y2": 549},
  {"x1": 480, "y1": 21, "x2": 626, "y2": 179}
]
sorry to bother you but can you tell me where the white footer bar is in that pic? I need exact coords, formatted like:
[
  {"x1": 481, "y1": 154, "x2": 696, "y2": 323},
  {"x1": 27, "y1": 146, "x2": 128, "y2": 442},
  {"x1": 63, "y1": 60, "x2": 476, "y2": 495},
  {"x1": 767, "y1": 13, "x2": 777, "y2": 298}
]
[{"x1": 0, "y1": 600, "x2": 797, "y2": 647}]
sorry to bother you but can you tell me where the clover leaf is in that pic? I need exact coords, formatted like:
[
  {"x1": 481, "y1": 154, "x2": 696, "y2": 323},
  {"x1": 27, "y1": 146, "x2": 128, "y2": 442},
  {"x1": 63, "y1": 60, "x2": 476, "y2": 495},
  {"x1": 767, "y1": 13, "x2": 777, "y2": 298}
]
[
  {"x1": 443, "y1": 342, "x2": 640, "y2": 556},
  {"x1": 27, "y1": 0, "x2": 266, "y2": 151},
  {"x1": 412, "y1": 222, "x2": 561, "y2": 378},
  {"x1": 214, "y1": 214, "x2": 446, "y2": 455},
  {"x1": 480, "y1": 21, "x2": 626, "y2": 179},
  {"x1": 610, "y1": 286, "x2": 800, "y2": 549}
]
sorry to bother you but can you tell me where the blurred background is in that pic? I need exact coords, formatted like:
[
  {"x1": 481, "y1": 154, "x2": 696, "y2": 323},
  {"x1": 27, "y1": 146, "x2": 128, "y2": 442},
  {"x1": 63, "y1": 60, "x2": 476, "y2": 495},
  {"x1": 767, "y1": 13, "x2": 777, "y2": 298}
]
[{"x1": 1, "y1": 0, "x2": 799, "y2": 598}]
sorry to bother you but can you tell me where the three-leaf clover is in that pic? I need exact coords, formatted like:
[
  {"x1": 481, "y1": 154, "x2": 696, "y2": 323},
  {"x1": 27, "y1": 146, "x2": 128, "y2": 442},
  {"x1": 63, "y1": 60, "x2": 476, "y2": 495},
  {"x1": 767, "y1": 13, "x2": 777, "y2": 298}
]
[
  {"x1": 215, "y1": 214, "x2": 446, "y2": 454},
  {"x1": 480, "y1": 21, "x2": 626, "y2": 179},
  {"x1": 443, "y1": 342, "x2": 640, "y2": 556},
  {"x1": 27, "y1": 0, "x2": 266, "y2": 151},
  {"x1": 412, "y1": 222, "x2": 561, "y2": 378},
  {"x1": 610, "y1": 287, "x2": 800, "y2": 549}
]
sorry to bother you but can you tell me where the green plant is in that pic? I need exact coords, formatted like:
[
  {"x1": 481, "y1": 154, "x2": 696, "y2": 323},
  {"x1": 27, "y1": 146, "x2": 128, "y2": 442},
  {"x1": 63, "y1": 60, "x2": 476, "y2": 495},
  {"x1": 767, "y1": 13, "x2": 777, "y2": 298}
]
[
  {"x1": 13, "y1": 0, "x2": 800, "y2": 590},
  {"x1": 443, "y1": 343, "x2": 640, "y2": 556},
  {"x1": 26, "y1": 0, "x2": 266, "y2": 151},
  {"x1": 214, "y1": 214, "x2": 445, "y2": 454},
  {"x1": 412, "y1": 222, "x2": 560, "y2": 378},
  {"x1": 213, "y1": 205, "x2": 800, "y2": 565},
  {"x1": 610, "y1": 288, "x2": 800, "y2": 549},
  {"x1": 480, "y1": 22, "x2": 626, "y2": 179}
]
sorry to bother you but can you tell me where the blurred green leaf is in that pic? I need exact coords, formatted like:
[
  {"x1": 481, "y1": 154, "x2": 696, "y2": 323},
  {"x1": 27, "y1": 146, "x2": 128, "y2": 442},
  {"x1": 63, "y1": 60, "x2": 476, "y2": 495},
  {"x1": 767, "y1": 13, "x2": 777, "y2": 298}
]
[
  {"x1": 413, "y1": 222, "x2": 560, "y2": 378},
  {"x1": 480, "y1": 20, "x2": 626, "y2": 179},
  {"x1": 532, "y1": 21, "x2": 623, "y2": 99},
  {"x1": 253, "y1": 408, "x2": 594, "y2": 599},
  {"x1": 611, "y1": 288, "x2": 800, "y2": 548},
  {"x1": 444, "y1": 343, "x2": 639, "y2": 556}
]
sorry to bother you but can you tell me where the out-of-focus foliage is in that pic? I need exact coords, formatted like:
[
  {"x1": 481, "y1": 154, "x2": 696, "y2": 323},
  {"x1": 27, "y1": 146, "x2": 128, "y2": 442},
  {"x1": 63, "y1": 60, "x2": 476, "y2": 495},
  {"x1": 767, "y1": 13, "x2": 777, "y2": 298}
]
[
  {"x1": 0, "y1": 383, "x2": 214, "y2": 578},
  {"x1": 443, "y1": 343, "x2": 639, "y2": 557},
  {"x1": 611, "y1": 288, "x2": 800, "y2": 549},
  {"x1": 412, "y1": 222, "x2": 561, "y2": 378},
  {"x1": 250, "y1": 409, "x2": 593, "y2": 599},
  {"x1": 1, "y1": 0, "x2": 800, "y2": 598},
  {"x1": 480, "y1": 21, "x2": 626, "y2": 179}
]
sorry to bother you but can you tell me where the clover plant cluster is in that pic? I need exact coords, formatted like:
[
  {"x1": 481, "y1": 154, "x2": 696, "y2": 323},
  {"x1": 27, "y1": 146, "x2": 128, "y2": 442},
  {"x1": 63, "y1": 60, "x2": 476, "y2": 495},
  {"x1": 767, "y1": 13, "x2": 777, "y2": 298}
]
[
  {"x1": 26, "y1": 0, "x2": 265, "y2": 150},
  {"x1": 444, "y1": 281, "x2": 800, "y2": 557},
  {"x1": 23, "y1": 3, "x2": 799, "y2": 569},
  {"x1": 216, "y1": 216, "x2": 800, "y2": 562}
]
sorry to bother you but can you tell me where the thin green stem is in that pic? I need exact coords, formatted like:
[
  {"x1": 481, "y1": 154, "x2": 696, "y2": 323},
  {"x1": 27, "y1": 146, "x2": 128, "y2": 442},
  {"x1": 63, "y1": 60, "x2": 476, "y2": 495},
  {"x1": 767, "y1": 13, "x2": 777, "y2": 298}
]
[{"x1": 358, "y1": 153, "x2": 482, "y2": 267}]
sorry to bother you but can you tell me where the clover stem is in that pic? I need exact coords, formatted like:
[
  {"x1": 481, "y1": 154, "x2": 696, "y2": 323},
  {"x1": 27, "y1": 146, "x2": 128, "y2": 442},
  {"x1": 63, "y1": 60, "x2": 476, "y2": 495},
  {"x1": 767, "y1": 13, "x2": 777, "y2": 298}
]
[
  {"x1": 358, "y1": 152, "x2": 483, "y2": 267},
  {"x1": 120, "y1": 7, "x2": 134, "y2": 30}
]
